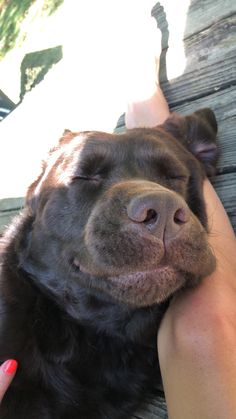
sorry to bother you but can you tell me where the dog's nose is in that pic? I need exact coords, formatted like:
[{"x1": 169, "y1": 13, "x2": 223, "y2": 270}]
[{"x1": 127, "y1": 191, "x2": 190, "y2": 241}]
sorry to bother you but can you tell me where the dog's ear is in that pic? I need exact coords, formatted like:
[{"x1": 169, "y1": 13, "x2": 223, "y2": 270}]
[
  {"x1": 59, "y1": 129, "x2": 79, "y2": 146},
  {"x1": 161, "y1": 108, "x2": 218, "y2": 176}
]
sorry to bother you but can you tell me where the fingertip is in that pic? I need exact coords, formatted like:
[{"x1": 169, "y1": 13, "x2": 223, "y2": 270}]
[{"x1": 2, "y1": 359, "x2": 18, "y2": 375}]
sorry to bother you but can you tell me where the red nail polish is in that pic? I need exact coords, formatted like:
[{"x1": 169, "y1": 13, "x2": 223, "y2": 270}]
[{"x1": 2, "y1": 359, "x2": 18, "y2": 375}]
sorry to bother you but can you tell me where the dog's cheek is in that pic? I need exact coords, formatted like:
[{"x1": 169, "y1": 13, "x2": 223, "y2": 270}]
[
  {"x1": 36, "y1": 192, "x2": 83, "y2": 241},
  {"x1": 187, "y1": 179, "x2": 208, "y2": 229},
  {"x1": 85, "y1": 223, "x2": 161, "y2": 270},
  {"x1": 167, "y1": 219, "x2": 216, "y2": 279},
  {"x1": 184, "y1": 161, "x2": 208, "y2": 229},
  {"x1": 84, "y1": 209, "x2": 127, "y2": 268}
]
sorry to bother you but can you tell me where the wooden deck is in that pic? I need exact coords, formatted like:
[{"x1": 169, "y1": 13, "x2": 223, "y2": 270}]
[{"x1": 0, "y1": 0, "x2": 235, "y2": 417}]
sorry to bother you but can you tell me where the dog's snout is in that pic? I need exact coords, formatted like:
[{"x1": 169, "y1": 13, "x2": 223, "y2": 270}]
[{"x1": 127, "y1": 191, "x2": 190, "y2": 240}]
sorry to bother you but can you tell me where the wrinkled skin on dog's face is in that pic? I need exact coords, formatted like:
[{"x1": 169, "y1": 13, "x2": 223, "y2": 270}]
[{"x1": 21, "y1": 109, "x2": 217, "y2": 310}]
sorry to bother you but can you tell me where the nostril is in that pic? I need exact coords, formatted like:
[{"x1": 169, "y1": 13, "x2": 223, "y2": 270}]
[
  {"x1": 173, "y1": 208, "x2": 189, "y2": 225},
  {"x1": 143, "y1": 209, "x2": 158, "y2": 225}
]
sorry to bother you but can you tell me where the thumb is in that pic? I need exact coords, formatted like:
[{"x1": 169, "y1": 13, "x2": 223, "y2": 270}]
[{"x1": 0, "y1": 360, "x2": 18, "y2": 403}]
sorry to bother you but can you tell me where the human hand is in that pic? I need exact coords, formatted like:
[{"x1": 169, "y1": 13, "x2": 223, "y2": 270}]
[{"x1": 0, "y1": 360, "x2": 18, "y2": 403}]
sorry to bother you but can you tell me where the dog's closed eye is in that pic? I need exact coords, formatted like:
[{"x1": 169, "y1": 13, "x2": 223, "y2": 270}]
[
  {"x1": 72, "y1": 173, "x2": 105, "y2": 186},
  {"x1": 167, "y1": 174, "x2": 189, "y2": 182},
  {"x1": 72, "y1": 174, "x2": 101, "y2": 183},
  {"x1": 72, "y1": 174, "x2": 97, "y2": 181}
]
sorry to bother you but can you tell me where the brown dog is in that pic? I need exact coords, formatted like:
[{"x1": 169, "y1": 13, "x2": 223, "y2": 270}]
[{"x1": 0, "y1": 108, "x2": 217, "y2": 418}]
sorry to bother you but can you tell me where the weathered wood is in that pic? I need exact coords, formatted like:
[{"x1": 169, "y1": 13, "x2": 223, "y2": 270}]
[
  {"x1": 152, "y1": 0, "x2": 236, "y2": 108},
  {"x1": 171, "y1": 86, "x2": 236, "y2": 175},
  {"x1": 160, "y1": 15, "x2": 236, "y2": 106},
  {"x1": 184, "y1": 0, "x2": 236, "y2": 39},
  {"x1": 0, "y1": 197, "x2": 24, "y2": 211},
  {"x1": 161, "y1": 54, "x2": 235, "y2": 107},
  {"x1": 0, "y1": 210, "x2": 20, "y2": 232},
  {"x1": 152, "y1": 0, "x2": 236, "y2": 46},
  {"x1": 0, "y1": 197, "x2": 24, "y2": 234},
  {"x1": 171, "y1": 85, "x2": 236, "y2": 120}
]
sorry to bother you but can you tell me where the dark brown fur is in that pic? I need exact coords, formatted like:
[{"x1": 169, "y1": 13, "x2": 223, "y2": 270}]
[{"x1": 0, "y1": 109, "x2": 218, "y2": 418}]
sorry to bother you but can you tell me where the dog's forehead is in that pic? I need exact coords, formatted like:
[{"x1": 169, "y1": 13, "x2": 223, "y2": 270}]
[
  {"x1": 60, "y1": 129, "x2": 179, "y2": 163},
  {"x1": 51, "y1": 129, "x2": 188, "y2": 185}
]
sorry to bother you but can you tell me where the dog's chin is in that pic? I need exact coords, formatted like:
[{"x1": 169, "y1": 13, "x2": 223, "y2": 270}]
[
  {"x1": 72, "y1": 258, "x2": 188, "y2": 307},
  {"x1": 105, "y1": 266, "x2": 188, "y2": 307}
]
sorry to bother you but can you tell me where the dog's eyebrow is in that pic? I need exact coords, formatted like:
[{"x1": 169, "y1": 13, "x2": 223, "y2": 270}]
[
  {"x1": 136, "y1": 145, "x2": 188, "y2": 175},
  {"x1": 59, "y1": 135, "x2": 114, "y2": 177},
  {"x1": 78, "y1": 152, "x2": 113, "y2": 175}
]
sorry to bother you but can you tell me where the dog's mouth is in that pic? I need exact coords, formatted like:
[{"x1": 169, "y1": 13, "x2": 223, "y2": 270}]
[
  {"x1": 107, "y1": 265, "x2": 175, "y2": 285},
  {"x1": 106, "y1": 266, "x2": 187, "y2": 305},
  {"x1": 72, "y1": 257, "x2": 187, "y2": 306}
]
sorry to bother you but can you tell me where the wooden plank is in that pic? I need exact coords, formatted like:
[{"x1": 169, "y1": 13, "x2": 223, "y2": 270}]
[
  {"x1": 0, "y1": 197, "x2": 24, "y2": 211},
  {"x1": 171, "y1": 85, "x2": 236, "y2": 120},
  {"x1": 152, "y1": 0, "x2": 236, "y2": 47},
  {"x1": 0, "y1": 197, "x2": 24, "y2": 234},
  {"x1": 0, "y1": 210, "x2": 20, "y2": 234},
  {"x1": 161, "y1": 53, "x2": 235, "y2": 107},
  {"x1": 160, "y1": 15, "x2": 236, "y2": 105},
  {"x1": 183, "y1": 0, "x2": 236, "y2": 39},
  {"x1": 179, "y1": 15, "x2": 236, "y2": 72}
]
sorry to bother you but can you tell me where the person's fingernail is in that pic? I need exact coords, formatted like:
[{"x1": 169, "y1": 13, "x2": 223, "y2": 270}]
[{"x1": 2, "y1": 360, "x2": 18, "y2": 375}]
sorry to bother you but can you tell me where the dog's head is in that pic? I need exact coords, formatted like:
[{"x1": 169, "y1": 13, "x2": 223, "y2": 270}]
[{"x1": 18, "y1": 108, "x2": 217, "y2": 310}]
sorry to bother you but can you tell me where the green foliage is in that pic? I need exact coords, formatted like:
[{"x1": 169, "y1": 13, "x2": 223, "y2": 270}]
[
  {"x1": 0, "y1": 0, "x2": 35, "y2": 58},
  {"x1": 0, "y1": 0, "x2": 64, "y2": 59},
  {"x1": 42, "y1": 0, "x2": 64, "y2": 16}
]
